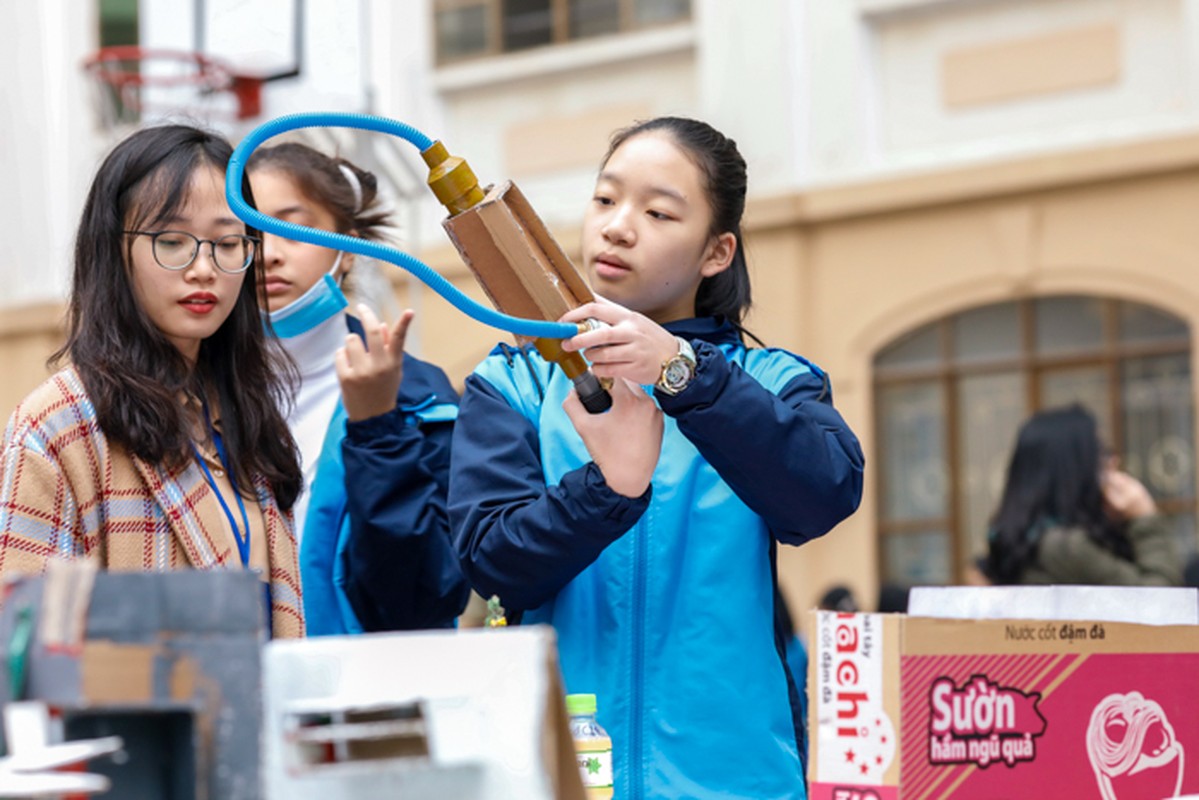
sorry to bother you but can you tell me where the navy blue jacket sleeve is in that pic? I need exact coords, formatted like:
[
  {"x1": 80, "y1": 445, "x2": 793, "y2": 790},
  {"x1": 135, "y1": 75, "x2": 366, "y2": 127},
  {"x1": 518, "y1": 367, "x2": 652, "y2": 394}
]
[
  {"x1": 340, "y1": 358, "x2": 471, "y2": 630},
  {"x1": 448, "y1": 373, "x2": 650, "y2": 612},
  {"x1": 656, "y1": 341, "x2": 864, "y2": 544}
]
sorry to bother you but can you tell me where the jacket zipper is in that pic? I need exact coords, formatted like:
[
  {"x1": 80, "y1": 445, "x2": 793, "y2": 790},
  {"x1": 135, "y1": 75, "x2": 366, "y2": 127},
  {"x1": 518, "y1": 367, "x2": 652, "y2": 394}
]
[{"x1": 630, "y1": 514, "x2": 647, "y2": 800}]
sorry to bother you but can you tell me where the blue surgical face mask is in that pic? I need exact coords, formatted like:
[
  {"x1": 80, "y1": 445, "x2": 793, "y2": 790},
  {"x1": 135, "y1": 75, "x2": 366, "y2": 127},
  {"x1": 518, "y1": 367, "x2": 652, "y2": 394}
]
[{"x1": 266, "y1": 252, "x2": 349, "y2": 339}]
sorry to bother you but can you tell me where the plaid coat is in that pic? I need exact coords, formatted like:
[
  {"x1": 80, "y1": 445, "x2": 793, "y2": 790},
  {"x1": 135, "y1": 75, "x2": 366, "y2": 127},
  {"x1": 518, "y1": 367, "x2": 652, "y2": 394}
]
[{"x1": 0, "y1": 367, "x2": 304, "y2": 638}]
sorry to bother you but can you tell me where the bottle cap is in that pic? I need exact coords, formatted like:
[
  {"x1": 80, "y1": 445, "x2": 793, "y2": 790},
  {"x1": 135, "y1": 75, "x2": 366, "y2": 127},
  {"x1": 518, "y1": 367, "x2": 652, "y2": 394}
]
[{"x1": 565, "y1": 693, "x2": 597, "y2": 715}]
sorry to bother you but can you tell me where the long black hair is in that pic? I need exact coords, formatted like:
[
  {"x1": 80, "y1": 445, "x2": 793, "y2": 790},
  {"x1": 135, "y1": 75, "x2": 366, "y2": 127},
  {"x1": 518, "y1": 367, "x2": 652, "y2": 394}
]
[
  {"x1": 52, "y1": 124, "x2": 302, "y2": 510},
  {"x1": 603, "y1": 117, "x2": 762, "y2": 345},
  {"x1": 985, "y1": 405, "x2": 1129, "y2": 583}
]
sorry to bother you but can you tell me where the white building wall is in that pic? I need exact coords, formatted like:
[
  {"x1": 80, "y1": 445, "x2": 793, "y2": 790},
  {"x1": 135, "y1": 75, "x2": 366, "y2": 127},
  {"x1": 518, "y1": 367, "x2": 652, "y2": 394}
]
[
  {"x1": 0, "y1": 0, "x2": 96, "y2": 309},
  {"x1": 802, "y1": 0, "x2": 1199, "y2": 184},
  {"x1": 693, "y1": 0, "x2": 806, "y2": 195}
]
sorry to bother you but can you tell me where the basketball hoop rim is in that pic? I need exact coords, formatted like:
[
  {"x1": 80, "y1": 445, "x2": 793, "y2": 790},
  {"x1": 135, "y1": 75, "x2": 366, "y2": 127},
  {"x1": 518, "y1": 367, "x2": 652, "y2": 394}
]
[
  {"x1": 82, "y1": 45, "x2": 235, "y2": 91},
  {"x1": 82, "y1": 45, "x2": 266, "y2": 122}
]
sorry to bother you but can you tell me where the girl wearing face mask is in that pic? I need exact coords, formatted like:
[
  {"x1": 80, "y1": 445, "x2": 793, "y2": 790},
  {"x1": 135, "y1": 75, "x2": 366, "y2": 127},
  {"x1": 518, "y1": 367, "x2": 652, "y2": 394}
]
[
  {"x1": 248, "y1": 142, "x2": 468, "y2": 634},
  {"x1": 449, "y1": 117, "x2": 865, "y2": 799},
  {"x1": 0, "y1": 125, "x2": 304, "y2": 637}
]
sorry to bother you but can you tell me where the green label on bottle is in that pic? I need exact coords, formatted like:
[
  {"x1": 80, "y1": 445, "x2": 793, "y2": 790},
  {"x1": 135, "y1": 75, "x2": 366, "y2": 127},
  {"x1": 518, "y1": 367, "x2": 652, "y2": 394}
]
[{"x1": 576, "y1": 747, "x2": 613, "y2": 789}]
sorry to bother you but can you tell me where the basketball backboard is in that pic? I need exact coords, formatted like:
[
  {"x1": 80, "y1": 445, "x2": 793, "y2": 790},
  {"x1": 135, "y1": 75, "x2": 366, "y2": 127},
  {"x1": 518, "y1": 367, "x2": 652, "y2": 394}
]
[{"x1": 194, "y1": 0, "x2": 303, "y2": 82}]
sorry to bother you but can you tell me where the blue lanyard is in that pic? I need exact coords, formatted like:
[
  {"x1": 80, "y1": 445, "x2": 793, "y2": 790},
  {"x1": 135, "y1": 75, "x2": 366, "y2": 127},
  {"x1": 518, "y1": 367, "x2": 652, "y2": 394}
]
[{"x1": 192, "y1": 403, "x2": 252, "y2": 567}]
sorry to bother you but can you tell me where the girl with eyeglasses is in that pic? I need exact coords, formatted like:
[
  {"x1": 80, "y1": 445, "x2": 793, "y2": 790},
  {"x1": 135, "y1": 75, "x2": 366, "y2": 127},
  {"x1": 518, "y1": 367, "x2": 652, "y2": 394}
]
[
  {"x1": 0, "y1": 124, "x2": 305, "y2": 637},
  {"x1": 247, "y1": 142, "x2": 468, "y2": 634}
]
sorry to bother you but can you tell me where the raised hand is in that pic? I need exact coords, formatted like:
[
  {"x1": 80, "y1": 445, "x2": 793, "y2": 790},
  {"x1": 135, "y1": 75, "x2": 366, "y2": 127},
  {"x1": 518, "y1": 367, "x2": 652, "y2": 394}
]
[
  {"x1": 1101, "y1": 469, "x2": 1158, "y2": 520},
  {"x1": 560, "y1": 298, "x2": 679, "y2": 386},
  {"x1": 563, "y1": 376, "x2": 664, "y2": 498},
  {"x1": 336, "y1": 304, "x2": 413, "y2": 422}
]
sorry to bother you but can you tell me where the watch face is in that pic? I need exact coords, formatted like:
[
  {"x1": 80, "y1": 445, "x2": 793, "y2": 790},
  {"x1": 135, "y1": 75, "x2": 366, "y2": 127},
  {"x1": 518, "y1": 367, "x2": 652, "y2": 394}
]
[{"x1": 663, "y1": 358, "x2": 694, "y2": 391}]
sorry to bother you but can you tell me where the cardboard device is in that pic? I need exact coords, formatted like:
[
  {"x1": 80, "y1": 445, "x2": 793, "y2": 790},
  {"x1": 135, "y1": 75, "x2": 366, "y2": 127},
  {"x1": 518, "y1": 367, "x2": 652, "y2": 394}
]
[
  {"x1": 440, "y1": 180, "x2": 594, "y2": 334},
  {"x1": 809, "y1": 589, "x2": 1199, "y2": 800},
  {"x1": 438, "y1": 177, "x2": 612, "y2": 411}
]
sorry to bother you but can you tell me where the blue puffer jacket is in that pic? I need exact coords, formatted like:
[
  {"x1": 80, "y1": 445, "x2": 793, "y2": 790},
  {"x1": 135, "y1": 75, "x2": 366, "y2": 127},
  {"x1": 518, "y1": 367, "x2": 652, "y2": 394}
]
[
  {"x1": 302, "y1": 339, "x2": 469, "y2": 635},
  {"x1": 449, "y1": 317, "x2": 864, "y2": 800}
]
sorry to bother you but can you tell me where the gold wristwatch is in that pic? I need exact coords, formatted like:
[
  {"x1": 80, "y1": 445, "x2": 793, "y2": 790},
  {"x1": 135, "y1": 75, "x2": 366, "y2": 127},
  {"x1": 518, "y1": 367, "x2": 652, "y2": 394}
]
[{"x1": 655, "y1": 336, "x2": 697, "y2": 396}]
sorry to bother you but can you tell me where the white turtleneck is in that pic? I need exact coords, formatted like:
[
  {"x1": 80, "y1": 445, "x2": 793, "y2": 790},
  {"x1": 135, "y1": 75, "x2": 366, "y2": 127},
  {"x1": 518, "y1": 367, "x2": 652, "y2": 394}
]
[{"x1": 279, "y1": 311, "x2": 348, "y2": 548}]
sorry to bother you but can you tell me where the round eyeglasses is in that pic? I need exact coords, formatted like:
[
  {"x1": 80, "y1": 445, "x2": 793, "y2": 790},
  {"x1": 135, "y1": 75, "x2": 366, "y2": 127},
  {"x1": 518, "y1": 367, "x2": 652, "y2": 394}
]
[{"x1": 124, "y1": 230, "x2": 260, "y2": 274}]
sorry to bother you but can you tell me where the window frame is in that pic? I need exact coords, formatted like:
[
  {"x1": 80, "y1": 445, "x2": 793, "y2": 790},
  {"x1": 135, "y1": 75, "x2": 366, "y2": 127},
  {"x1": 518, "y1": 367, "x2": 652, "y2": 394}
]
[{"x1": 432, "y1": 0, "x2": 690, "y2": 65}]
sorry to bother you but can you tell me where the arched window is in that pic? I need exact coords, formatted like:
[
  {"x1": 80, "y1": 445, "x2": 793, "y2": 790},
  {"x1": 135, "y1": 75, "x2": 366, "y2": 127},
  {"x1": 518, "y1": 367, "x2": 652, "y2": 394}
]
[{"x1": 873, "y1": 295, "x2": 1194, "y2": 585}]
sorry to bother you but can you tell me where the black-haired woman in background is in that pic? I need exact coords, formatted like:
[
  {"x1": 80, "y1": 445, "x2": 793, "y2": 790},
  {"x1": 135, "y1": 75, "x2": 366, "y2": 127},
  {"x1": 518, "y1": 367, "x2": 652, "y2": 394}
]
[{"x1": 986, "y1": 405, "x2": 1180, "y2": 587}]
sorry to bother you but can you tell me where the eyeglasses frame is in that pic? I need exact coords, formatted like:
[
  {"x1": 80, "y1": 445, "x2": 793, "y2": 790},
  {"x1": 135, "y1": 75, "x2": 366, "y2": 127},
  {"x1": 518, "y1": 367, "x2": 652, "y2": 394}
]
[{"x1": 124, "y1": 229, "x2": 261, "y2": 275}]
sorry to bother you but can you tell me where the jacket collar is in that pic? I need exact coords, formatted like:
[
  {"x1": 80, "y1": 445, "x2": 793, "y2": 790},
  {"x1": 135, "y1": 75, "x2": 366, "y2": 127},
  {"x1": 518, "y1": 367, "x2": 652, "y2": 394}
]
[{"x1": 662, "y1": 316, "x2": 742, "y2": 347}]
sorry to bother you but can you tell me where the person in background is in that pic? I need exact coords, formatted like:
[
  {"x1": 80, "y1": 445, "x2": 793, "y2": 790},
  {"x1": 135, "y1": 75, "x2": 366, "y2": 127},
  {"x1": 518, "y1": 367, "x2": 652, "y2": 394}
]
[
  {"x1": 985, "y1": 405, "x2": 1181, "y2": 586},
  {"x1": 876, "y1": 583, "x2": 910, "y2": 614},
  {"x1": 0, "y1": 125, "x2": 304, "y2": 636},
  {"x1": 817, "y1": 584, "x2": 860, "y2": 613},
  {"x1": 248, "y1": 142, "x2": 468, "y2": 633},
  {"x1": 450, "y1": 116, "x2": 864, "y2": 800}
]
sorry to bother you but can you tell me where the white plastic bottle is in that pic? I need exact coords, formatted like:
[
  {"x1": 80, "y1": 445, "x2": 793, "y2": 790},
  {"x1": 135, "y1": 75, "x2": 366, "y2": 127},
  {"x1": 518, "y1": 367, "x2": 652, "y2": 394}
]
[{"x1": 566, "y1": 693, "x2": 613, "y2": 799}]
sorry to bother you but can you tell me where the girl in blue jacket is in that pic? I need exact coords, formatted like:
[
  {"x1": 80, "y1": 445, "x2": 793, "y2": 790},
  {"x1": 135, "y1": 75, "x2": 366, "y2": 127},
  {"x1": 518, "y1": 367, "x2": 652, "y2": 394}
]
[
  {"x1": 249, "y1": 143, "x2": 469, "y2": 634},
  {"x1": 449, "y1": 117, "x2": 865, "y2": 799}
]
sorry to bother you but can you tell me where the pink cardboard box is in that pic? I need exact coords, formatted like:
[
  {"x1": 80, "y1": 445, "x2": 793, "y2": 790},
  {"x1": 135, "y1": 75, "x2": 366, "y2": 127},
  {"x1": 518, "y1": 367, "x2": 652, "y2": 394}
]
[{"x1": 809, "y1": 610, "x2": 1199, "y2": 800}]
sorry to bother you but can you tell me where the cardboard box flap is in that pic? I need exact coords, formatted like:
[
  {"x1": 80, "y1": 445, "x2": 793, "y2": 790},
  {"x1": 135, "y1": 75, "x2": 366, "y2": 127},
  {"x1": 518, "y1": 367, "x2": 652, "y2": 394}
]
[{"x1": 909, "y1": 585, "x2": 1199, "y2": 625}]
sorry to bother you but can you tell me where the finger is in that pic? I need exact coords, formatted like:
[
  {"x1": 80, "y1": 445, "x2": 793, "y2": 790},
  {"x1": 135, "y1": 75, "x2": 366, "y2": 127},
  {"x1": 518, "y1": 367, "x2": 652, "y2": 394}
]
[
  {"x1": 584, "y1": 341, "x2": 644, "y2": 365},
  {"x1": 589, "y1": 364, "x2": 621, "y2": 380},
  {"x1": 620, "y1": 376, "x2": 648, "y2": 394},
  {"x1": 589, "y1": 361, "x2": 650, "y2": 381},
  {"x1": 389, "y1": 309, "x2": 415, "y2": 358},
  {"x1": 560, "y1": 303, "x2": 601, "y2": 323},
  {"x1": 1105, "y1": 472, "x2": 1134, "y2": 495},
  {"x1": 341, "y1": 333, "x2": 367, "y2": 367},
  {"x1": 564, "y1": 328, "x2": 613, "y2": 353},
  {"x1": 564, "y1": 322, "x2": 640, "y2": 353},
  {"x1": 1118, "y1": 471, "x2": 1145, "y2": 490},
  {"x1": 617, "y1": 377, "x2": 654, "y2": 404},
  {"x1": 333, "y1": 346, "x2": 352, "y2": 380},
  {"x1": 357, "y1": 302, "x2": 381, "y2": 329},
  {"x1": 357, "y1": 304, "x2": 386, "y2": 354},
  {"x1": 561, "y1": 388, "x2": 586, "y2": 429},
  {"x1": 560, "y1": 298, "x2": 627, "y2": 326},
  {"x1": 587, "y1": 358, "x2": 642, "y2": 378},
  {"x1": 603, "y1": 374, "x2": 642, "y2": 403},
  {"x1": 1104, "y1": 486, "x2": 1133, "y2": 511}
]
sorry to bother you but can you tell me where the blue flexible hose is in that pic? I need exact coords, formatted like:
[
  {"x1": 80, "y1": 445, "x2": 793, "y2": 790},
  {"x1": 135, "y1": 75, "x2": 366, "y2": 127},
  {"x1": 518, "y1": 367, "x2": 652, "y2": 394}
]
[{"x1": 226, "y1": 112, "x2": 578, "y2": 340}]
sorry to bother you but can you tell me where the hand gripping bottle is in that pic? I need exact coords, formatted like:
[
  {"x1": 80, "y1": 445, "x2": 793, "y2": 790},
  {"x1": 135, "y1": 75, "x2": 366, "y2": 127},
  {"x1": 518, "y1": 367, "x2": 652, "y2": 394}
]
[{"x1": 566, "y1": 693, "x2": 613, "y2": 799}]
